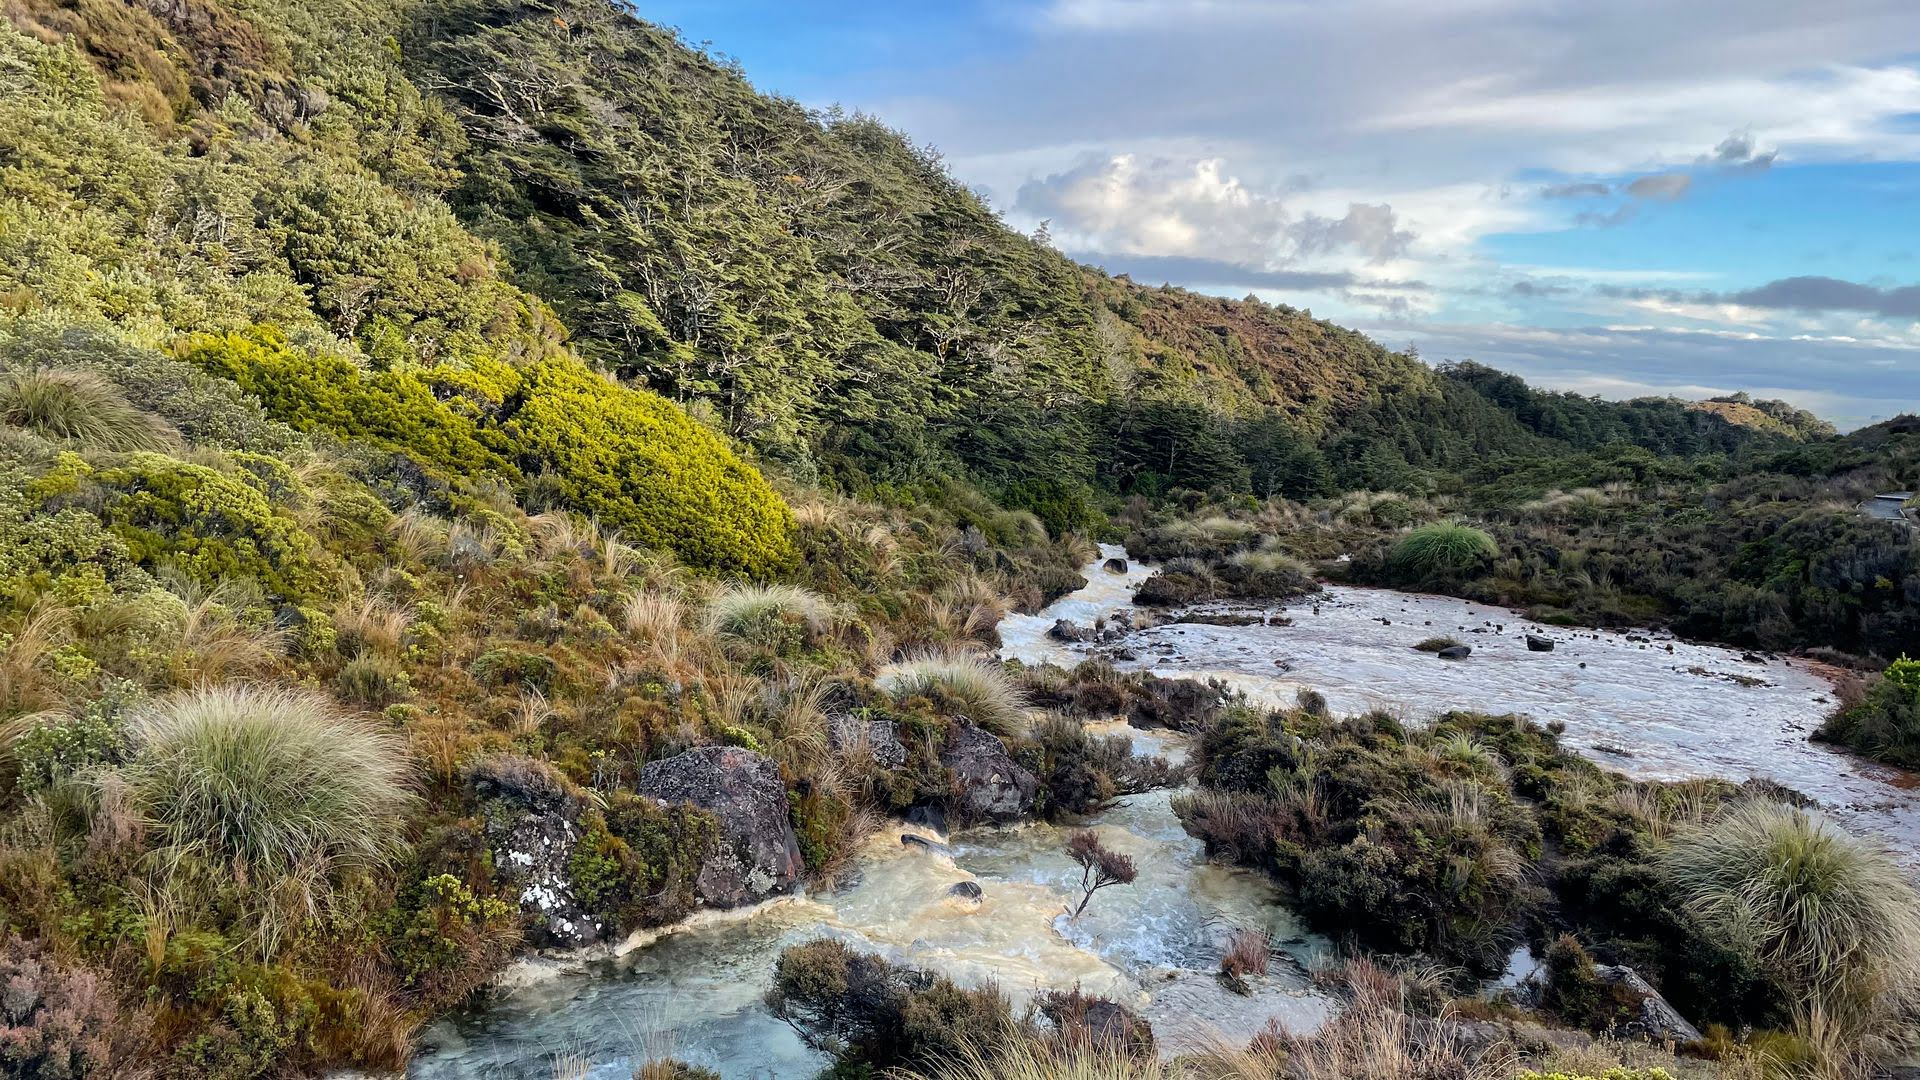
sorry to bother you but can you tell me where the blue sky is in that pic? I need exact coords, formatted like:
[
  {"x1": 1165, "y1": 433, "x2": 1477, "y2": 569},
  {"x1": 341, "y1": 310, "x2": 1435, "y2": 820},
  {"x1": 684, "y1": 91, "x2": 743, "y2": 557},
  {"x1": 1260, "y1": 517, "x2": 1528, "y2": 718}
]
[{"x1": 641, "y1": 1, "x2": 1920, "y2": 428}]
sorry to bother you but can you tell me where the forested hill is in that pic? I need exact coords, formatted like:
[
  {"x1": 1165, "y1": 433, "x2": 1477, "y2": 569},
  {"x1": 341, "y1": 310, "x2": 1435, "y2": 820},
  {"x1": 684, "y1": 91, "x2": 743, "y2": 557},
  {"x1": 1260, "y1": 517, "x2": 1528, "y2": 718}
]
[{"x1": 2, "y1": 0, "x2": 1828, "y2": 524}]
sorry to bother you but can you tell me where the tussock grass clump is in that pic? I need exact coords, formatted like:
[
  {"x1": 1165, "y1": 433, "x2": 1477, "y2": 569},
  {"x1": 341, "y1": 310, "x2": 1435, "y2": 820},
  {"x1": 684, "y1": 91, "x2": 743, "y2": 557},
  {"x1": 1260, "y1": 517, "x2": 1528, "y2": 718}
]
[
  {"x1": 0, "y1": 368, "x2": 177, "y2": 451},
  {"x1": 703, "y1": 582, "x2": 839, "y2": 649},
  {"x1": 119, "y1": 685, "x2": 414, "y2": 948},
  {"x1": 877, "y1": 651, "x2": 1028, "y2": 736},
  {"x1": 1227, "y1": 548, "x2": 1306, "y2": 576},
  {"x1": 1664, "y1": 801, "x2": 1920, "y2": 1064},
  {"x1": 1390, "y1": 522, "x2": 1497, "y2": 580},
  {"x1": 621, "y1": 589, "x2": 685, "y2": 641}
]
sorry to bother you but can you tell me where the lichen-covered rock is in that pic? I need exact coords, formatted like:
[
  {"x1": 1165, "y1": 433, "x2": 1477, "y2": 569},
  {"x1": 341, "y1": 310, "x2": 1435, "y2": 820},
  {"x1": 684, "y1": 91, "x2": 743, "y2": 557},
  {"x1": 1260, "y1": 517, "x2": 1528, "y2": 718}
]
[
  {"x1": 468, "y1": 755, "x2": 603, "y2": 948},
  {"x1": 940, "y1": 721, "x2": 1038, "y2": 824},
  {"x1": 827, "y1": 711, "x2": 905, "y2": 769},
  {"x1": 637, "y1": 746, "x2": 805, "y2": 908}
]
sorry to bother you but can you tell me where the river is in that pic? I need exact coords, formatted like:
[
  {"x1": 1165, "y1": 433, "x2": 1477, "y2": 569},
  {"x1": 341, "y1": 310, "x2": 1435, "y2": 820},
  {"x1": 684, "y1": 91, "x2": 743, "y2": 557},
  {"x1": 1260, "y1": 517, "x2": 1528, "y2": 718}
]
[{"x1": 410, "y1": 545, "x2": 1918, "y2": 1077}]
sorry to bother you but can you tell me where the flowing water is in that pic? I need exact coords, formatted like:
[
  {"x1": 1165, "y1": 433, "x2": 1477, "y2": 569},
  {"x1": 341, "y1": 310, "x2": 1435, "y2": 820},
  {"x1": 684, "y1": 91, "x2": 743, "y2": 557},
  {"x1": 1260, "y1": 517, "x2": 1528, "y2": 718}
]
[
  {"x1": 1003, "y1": 546, "x2": 1920, "y2": 868},
  {"x1": 411, "y1": 717, "x2": 1331, "y2": 1078},
  {"x1": 413, "y1": 546, "x2": 1920, "y2": 1077}
]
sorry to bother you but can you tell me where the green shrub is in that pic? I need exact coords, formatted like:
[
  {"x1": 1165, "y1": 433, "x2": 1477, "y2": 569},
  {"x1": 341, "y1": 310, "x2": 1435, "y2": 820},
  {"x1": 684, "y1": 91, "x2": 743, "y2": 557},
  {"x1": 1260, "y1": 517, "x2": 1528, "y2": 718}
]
[
  {"x1": 118, "y1": 685, "x2": 416, "y2": 953},
  {"x1": 8, "y1": 681, "x2": 137, "y2": 794},
  {"x1": 1389, "y1": 522, "x2": 1497, "y2": 581},
  {"x1": 1540, "y1": 934, "x2": 1630, "y2": 1030},
  {"x1": 333, "y1": 655, "x2": 412, "y2": 708},
  {"x1": 381, "y1": 873, "x2": 520, "y2": 1003},
  {"x1": 766, "y1": 940, "x2": 1016, "y2": 1070},
  {"x1": 501, "y1": 359, "x2": 795, "y2": 576},
  {"x1": 0, "y1": 328, "x2": 302, "y2": 452},
  {"x1": 566, "y1": 794, "x2": 718, "y2": 932},
  {"x1": 0, "y1": 466, "x2": 151, "y2": 611},
  {"x1": 469, "y1": 647, "x2": 560, "y2": 693},
  {"x1": 178, "y1": 327, "x2": 512, "y2": 477},
  {"x1": 82, "y1": 451, "x2": 334, "y2": 602},
  {"x1": 1818, "y1": 656, "x2": 1920, "y2": 766}
]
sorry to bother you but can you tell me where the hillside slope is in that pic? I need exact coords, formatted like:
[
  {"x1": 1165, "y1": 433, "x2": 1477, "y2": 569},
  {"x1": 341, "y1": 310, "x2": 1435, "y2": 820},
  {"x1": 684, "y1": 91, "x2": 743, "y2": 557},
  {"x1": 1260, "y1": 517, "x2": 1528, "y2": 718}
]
[{"x1": 4, "y1": 0, "x2": 1825, "y2": 514}]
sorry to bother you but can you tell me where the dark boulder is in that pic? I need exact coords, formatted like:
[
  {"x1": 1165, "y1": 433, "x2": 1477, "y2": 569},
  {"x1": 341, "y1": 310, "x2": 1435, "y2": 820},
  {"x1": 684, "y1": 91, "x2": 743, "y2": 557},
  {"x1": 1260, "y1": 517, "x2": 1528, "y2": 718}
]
[
  {"x1": 1437, "y1": 645, "x2": 1472, "y2": 659},
  {"x1": 905, "y1": 804, "x2": 948, "y2": 835},
  {"x1": 638, "y1": 746, "x2": 805, "y2": 908},
  {"x1": 940, "y1": 721, "x2": 1039, "y2": 824},
  {"x1": 947, "y1": 880, "x2": 983, "y2": 900},
  {"x1": 1048, "y1": 618, "x2": 1093, "y2": 642},
  {"x1": 827, "y1": 712, "x2": 906, "y2": 769},
  {"x1": 1596, "y1": 964, "x2": 1702, "y2": 1044},
  {"x1": 1526, "y1": 634, "x2": 1555, "y2": 652},
  {"x1": 1102, "y1": 557, "x2": 1129, "y2": 574},
  {"x1": 900, "y1": 833, "x2": 951, "y2": 857}
]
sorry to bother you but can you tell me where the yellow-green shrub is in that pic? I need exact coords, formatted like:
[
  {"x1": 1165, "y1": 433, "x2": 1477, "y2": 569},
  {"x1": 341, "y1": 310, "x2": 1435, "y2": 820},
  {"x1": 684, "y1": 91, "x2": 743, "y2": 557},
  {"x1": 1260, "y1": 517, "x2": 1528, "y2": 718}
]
[
  {"x1": 502, "y1": 360, "x2": 794, "y2": 576},
  {"x1": 86, "y1": 450, "x2": 335, "y2": 602},
  {"x1": 177, "y1": 327, "x2": 512, "y2": 477}
]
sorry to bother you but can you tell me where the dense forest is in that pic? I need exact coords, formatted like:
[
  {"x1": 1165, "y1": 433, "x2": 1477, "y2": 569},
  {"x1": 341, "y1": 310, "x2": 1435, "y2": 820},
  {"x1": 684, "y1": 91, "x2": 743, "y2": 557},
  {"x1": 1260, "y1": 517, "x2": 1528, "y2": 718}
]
[{"x1": 1, "y1": 0, "x2": 1918, "y2": 1076}]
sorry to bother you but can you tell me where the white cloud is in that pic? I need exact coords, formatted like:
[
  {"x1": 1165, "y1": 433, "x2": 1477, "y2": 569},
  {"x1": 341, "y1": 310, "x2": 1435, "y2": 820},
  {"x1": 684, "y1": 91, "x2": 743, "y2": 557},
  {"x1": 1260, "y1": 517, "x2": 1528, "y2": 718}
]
[
  {"x1": 1015, "y1": 155, "x2": 1421, "y2": 267},
  {"x1": 1015, "y1": 155, "x2": 1287, "y2": 263}
]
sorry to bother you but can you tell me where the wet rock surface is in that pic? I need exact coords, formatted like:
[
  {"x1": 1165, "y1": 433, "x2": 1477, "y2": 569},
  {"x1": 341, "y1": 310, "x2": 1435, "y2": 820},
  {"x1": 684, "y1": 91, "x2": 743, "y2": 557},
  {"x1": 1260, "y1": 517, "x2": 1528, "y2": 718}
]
[
  {"x1": 638, "y1": 746, "x2": 805, "y2": 908},
  {"x1": 941, "y1": 721, "x2": 1039, "y2": 824}
]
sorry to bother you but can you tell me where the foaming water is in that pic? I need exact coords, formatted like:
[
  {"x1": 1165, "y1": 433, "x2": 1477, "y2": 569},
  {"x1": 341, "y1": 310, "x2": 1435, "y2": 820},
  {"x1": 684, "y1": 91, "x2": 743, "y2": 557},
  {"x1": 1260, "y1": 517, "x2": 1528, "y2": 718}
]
[
  {"x1": 412, "y1": 695, "x2": 1330, "y2": 1077},
  {"x1": 1011, "y1": 551, "x2": 1920, "y2": 870},
  {"x1": 413, "y1": 546, "x2": 1918, "y2": 1077},
  {"x1": 998, "y1": 543, "x2": 1156, "y2": 665}
]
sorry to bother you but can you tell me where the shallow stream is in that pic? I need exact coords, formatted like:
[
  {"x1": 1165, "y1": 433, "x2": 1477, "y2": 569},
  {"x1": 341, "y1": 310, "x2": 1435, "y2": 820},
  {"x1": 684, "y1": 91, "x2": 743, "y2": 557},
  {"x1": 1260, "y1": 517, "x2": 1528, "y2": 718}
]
[
  {"x1": 412, "y1": 546, "x2": 1920, "y2": 1077},
  {"x1": 1002, "y1": 546, "x2": 1920, "y2": 867}
]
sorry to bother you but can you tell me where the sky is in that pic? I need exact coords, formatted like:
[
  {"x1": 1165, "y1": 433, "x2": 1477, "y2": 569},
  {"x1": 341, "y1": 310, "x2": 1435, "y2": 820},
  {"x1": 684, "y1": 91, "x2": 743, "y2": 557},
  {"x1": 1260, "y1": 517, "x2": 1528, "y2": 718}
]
[{"x1": 642, "y1": 0, "x2": 1920, "y2": 429}]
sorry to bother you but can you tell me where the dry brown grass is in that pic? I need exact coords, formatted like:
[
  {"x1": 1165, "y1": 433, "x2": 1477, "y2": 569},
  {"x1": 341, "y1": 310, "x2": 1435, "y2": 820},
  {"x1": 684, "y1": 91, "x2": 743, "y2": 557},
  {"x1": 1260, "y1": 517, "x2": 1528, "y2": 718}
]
[
  {"x1": 1220, "y1": 926, "x2": 1272, "y2": 981},
  {"x1": 334, "y1": 597, "x2": 412, "y2": 657},
  {"x1": 0, "y1": 602, "x2": 74, "y2": 714},
  {"x1": 168, "y1": 600, "x2": 288, "y2": 685},
  {"x1": 621, "y1": 590, "x2": 685, "y2": 641}
]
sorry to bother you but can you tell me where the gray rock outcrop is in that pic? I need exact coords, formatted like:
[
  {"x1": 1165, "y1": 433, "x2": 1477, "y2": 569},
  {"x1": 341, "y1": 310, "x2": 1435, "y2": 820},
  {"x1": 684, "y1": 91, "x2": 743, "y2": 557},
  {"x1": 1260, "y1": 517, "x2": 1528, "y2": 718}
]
[
  {"x1": 638, "y1": 746, "x2": 805, "y2": 908},
  {"x1": 827, "y1": 711, "x2": 906, "y2": 769},
  {"x1": 468, "y1": 756, "x2": 603, "y2": 948},
  {"x1": 941, "y1": 721, "x2": 1038, "y2": 824}
]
